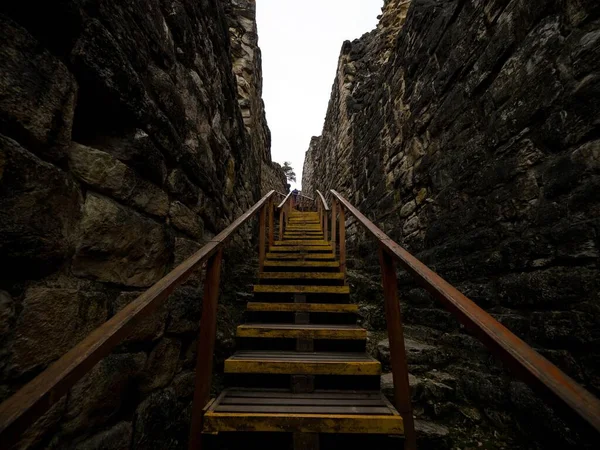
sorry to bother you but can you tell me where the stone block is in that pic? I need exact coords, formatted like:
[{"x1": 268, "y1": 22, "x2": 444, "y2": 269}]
[
  {"x1": 70, "y1": 143, "x2": 169, "y2": 217},
  {"x1": 169, "y1": 201, "x2": 204, "y2": 240},
  {"x1": 0, "y1": 17, "x2": 76, "y2": 161},
  {"x1": 73, "y1": 194, "x2": 169, "y2": 287},
  {"x1": 74, "y1": 421, "x2": 132, "y2": 450},
  {"x1": 9, "y1": 287, "x2": 108, "y2": 376},
  {"x1": 140, "y1": 338, "x2": 182, "y2": 393},
  {"x1": 0, "y1": 135, "x2": 82, "y2": 279},
  {"x1": 63, "y1": 352, "x2": 146, "y2": 435}
]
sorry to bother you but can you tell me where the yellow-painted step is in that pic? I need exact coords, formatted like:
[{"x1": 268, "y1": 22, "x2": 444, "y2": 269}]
[
  {"x1": 247, "y1": 302, "x2": 358, "y2": 313},
  {"x1": 273, "y1": 240, "x2": 330, "y2": 246},
  {"x1": 253, "y1": 285, "x2": 349, "y2": 295},
  {"x1": 225, "y1": 351, "x2": 381, "y2": 375},
  {"x1": 237, "y1": 324, "x2": 366, "y2": 340},
  {"x1": 259, "y1": 272, "x2": 345, "y2": 281},
  {"x1": 265, "y1": 253, "x2": 335, "y2": 260},
  {"x1": 263, "y1": 261, "x2": 339, "y2": 268},
  {"x1": 268, "y1": 246, "x2": 333, "y2": 252}
]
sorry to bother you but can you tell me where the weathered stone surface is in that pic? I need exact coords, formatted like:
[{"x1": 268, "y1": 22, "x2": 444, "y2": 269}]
[
  {"x1": 0, "y1": 16, "x2": 76, "y2": 161},
  {"x1": 9, "y1": 287, "x2": 108, "y2": 376},
  {"x1": 13, "y1": 396, "x2": 67, "y2": 450},
  {"x1": 1, "y1": 0, "x2": 280, "y2": 447},
  {"x1": 169, "y1": 201, "x2": 204, "y2": 240},
  {"x1": 63, "y1": 352, "x2": 146, "y2": 435},
  {"x1": 73, "y1": 194, "x2": 169, "y2": 287},
  {"x1": 0, "y1": 290, "x2": 14, "y2": 337},
  {"x1": 74, "y1": 421, "x2": 132, "y2": 450},
  {"x1": 0, "y1": 135, "x2": 82, "y2": 280},
  {"x1": 166, "y1": 286, "x2": 203, "y2": 335},
  {"x1": 70, "y1": 143, "x2": 169, "y2": 217},
  {"x1": 140, "y1": 338, "x2": 182, "y2": 393},
  {"x1": 133, "y1": 388, "x2": 188, "y2": 450}
]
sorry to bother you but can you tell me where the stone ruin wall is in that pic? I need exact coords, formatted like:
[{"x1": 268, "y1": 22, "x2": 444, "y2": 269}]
[{"x1": 303, "y1": 0, "x2": 600, "y2": 448}]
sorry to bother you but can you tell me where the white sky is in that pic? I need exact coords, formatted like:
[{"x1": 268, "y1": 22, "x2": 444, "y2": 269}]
[{"x1": 256, "y1": 0, "x2": 384, "y2": 189}]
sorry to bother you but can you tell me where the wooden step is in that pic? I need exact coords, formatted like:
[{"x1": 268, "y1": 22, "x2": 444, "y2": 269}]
[
  {"x1": 237, "y1": 324, "x2": 366, "y2": 340},
  {"x1": 247, "y1": 303, "x2": 358, "y2": 313},
  {"x1": 264, "y1": 261, "x2": 339, "y2": 269},
  {"x1": 269, "y1": 245, "x2": 333, "y2": 253},
  {"x1": 265, "y1": 253, "x2": 336, "y2": 260},
  {"x1": 273, "y1": 240, "x2": 330, "y2": 246},
  {"x1": 253, "y1": 285, "x2": 350, "y2": 295},
  {"x1": 225, "y1": 351, "x2": 381, "y2": 375},
  {"x1": 259, "y1": 272, "x2": 345, "y2": 281},
  {"x1": 203, "y1": 388, "x2": 403, "y2": 434}
]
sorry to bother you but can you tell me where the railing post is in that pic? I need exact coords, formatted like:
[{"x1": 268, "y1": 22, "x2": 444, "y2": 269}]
[
  {"x1": 339, "y1": 205, "x2": 346, "y2": 277},
  {"x1": 259, "y1": 205, "x2": 266, "y2": 272},
  {"x1": 331, "y1": 199, "x2": 337, "y2": 247},
  {"x1": 324, "y1": 208, "x2": 329, "y2": 242},
  {"x1": 268, "y1": 198, "x2": 274, "y2": 248},
  {"x1": 279, "y1": 208, "x2": 284, "y2": 240},
  {"x1": 318, "y1": 202, "x2": 322, "y2": 227},
  {"x1": 378, "y1": 246, "x2": 416, "y2": 450},
  {"x1": 188, "y1": 248, "x2": 224, "y2": 450}
]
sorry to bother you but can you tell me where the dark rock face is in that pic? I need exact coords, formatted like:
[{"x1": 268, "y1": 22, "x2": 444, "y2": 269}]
[
  {"x1": 304, "y1": 0, "x2": 599, "y2": 448},
  {"x1": 0, "y1": 0, "x2": 284, "y2": 448}
]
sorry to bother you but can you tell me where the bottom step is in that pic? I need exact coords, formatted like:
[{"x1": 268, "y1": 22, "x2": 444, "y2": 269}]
[{"x1": 203, "y1": 388, "x2": 403, "y2": 434}]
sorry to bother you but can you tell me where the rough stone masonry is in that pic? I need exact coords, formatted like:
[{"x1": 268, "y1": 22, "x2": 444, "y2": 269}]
[
  {"x1": 303, "y1": 0, "x2": 599, "y2": 449},
  {"x1": 0, "y1": 0, "x2": 285, "y2": 448}
]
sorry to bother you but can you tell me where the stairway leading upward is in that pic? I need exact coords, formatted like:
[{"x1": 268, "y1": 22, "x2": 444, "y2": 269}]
[{"x1": 202, "y1": 210, "x2": 404, "y2": 448}]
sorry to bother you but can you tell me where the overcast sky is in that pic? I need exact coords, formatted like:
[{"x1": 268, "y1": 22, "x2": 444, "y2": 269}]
[{"x1": 256, "y1": 0, "x2": 383, "y2": 190}]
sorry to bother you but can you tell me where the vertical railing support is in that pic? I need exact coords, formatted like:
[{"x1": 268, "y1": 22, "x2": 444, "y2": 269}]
[
  {"x1": 259, "y1": 205, "x2": 266, "y2": 272},
  {"x1": 378, "y1": 246, "x2": 416, "y2": 450},
  {"x1": 188, "y1": 248, "x2": 224, "y2": 450},
  {"x1": 279, "y1": 208, "x2": 284, "y2": 240},
  {"x1": 268, "y1": 198, "x2": 274, "y2": 248},
  {"x1": 324, "y1": 208, "x2": 329, "y2": 242},
  {"x1": 338, "y1": 205, "x2": 346, "y2": 278},
  {"x1": 331, "y1": 199, "x2": 337, "y2": 247}
]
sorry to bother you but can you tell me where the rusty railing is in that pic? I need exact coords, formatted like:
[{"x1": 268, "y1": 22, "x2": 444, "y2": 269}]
[
  {"x1": 0, "y1": 190, "x2": 278, "y2": 450},
  {"x1": 328, "y1": 189, "x2": 600, "y2": 449}
]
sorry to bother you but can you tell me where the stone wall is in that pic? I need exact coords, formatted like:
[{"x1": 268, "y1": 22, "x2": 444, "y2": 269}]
[
  {"x1": 0, "y1": 0, "x2": 281, "y2": 448},
  {"x1": 303, "y1": 0, "x2": 599, "y2": 448},
  {"x1": 225, "y1": 0, "x2": 287, "y2": 195}
]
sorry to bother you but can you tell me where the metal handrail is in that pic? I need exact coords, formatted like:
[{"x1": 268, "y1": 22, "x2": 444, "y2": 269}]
[
  {"x1": 0, "y1": 190, "x2": 277, "y2": 448},
  {"x1": 330, "y1": 189, "x2": 600, "y2": 434}
]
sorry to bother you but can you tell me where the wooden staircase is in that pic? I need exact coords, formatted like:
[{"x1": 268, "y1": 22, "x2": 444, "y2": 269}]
[{"x1": 202, "y1": 211, "x2": 404, "y2": 447}]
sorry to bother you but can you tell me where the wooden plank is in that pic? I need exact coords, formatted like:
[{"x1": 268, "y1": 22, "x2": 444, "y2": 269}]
[
  {"x1": 263, "y1": 261, "x2": 339, "y2": 268},
  {"x1": 230, "y1": 351, "x2": 375, "y2": 361},
  {"x1": 268, "y1": 246, "x2": 334, "y2": 252},
  {"x1": 329, "y1": 189, "x2": 600, "y2": 433},
  {"x1": 203, "y1": 413, "x2": 404, "y2": 434},
  {"x1": 236, "y1": 324, "x2": 366, "y2": 340},
  {"x1": 247, "y1": 303, "x2": 358, "y2": 313},
  {"x1": 225, "y1": 389, "x2": 381, "y2": 398},
  {"x1": 259, "y1": 272, "x2": 345, "y2": 280},
  {"x1": 189, "y1": 248, "x2": 223, "y2": 450},
  {"x1": 273, "y1": 240, "x2": 330, "y2": 246},
  {"x1": 253, "y1": 285, "x2": 349, "y2": 295},
  {"x1": 215, "y1": 406, "x2": 391, "y2": 414},
  {"x1": 265, "y1": 253, "x2": 336, "y2": 260},
  {"x1": 224, "y1": 359, "x2": 380, "y2": 376},
  {"x1": 0, "y1": 191, "x2": 277, "y2": 446}
]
